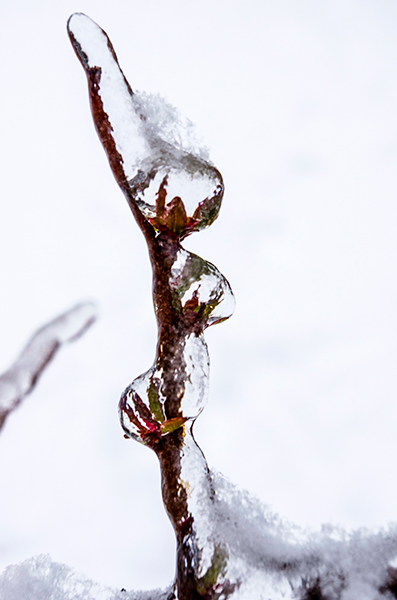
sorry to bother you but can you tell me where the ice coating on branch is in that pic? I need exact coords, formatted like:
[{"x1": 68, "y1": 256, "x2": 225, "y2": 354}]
[
  {"x1": 67, "y1": 13, "x2": 223, "y2": 237},
  {"x1": 0, "y1": 302, "x2": 97, "y2": 430},
  {"x1": 67, "y1": 13, "x2": 150, "y2": 180},
  {"x1": 119, "y1": 333, "x2": 210, "y2": 442},
  {"x1": 65, "y1": 13, "x2": 397, "y2": 600},
  {"x1": 170, "y1": 249, "x2": 235, "y2": 327},
  {"x1": 119, "y1": 246, "x2": 234, "y2": 444}
]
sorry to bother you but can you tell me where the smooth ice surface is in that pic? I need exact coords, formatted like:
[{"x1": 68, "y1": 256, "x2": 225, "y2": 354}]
[
  {"x1": 169, "y1": 249, "x2": 235, "y2": 327},
  {"x1": 119, "y1": 243, "x2": 234, "y2": 442},
  {"x1": 67, "y1": 13, "x2": 151, "y2": 180},
  {"x1": 119, "y1": 335, "x2": 210, "y2": 441},
  {"x1": 181, "y1": 333, "x2": 209, "y2": 416},
  {"x1": 178, "y1": 432, "x2": 216, "y2": 578}
]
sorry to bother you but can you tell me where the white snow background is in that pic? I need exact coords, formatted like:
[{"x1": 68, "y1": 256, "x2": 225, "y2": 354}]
[{"x1": 1, "y1": 0, "x2": 397, "y2": 592}]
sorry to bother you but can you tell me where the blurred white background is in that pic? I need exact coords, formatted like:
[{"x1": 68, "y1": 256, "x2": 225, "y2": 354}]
[{"x1": 1, "y1": 0, "x2": 397, "y2": 592}]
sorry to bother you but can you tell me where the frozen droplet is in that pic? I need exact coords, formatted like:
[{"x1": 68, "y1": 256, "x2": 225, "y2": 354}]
[
  {"x1": 119, "y1": 334, "x2": 209, "y2": 443},
  {"x1": 170, "y1": 249, "x2": 235, "y2": 327}
]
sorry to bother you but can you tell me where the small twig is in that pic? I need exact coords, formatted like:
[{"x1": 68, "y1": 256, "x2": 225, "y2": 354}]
[{"x1": 68, "y1": 13, "x2": 235, "y2": 599}]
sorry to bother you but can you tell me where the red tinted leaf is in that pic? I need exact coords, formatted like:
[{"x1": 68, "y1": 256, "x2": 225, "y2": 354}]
[{"x1": 163, "y1": 197, "x2": 188, "y2": 235}]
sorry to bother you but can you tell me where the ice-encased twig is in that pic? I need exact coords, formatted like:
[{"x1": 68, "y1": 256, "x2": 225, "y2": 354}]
[
  {"x1": 68, "y1": 12, "x2": 237, "y2": 599},
  {"x1": 0, "y1": 302, "x2": 97, "y2": 431},
  {"x1": 67, "y1": 13, "x2": 224, "y2": 241},
  {"x1": 67, "y1": 13, "x2": 397, "y2": 600}
]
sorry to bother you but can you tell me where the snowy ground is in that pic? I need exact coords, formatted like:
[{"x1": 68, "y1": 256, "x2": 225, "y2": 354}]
[{"x1": 1, "y1": 0, "x2": 397, "y2": 594}]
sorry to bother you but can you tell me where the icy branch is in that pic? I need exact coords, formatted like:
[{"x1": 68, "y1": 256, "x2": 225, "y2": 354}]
[
  {"x1": 0, "y1": 302, "x2": 97, "y2": 431},
  {"x1": 62, "y1": 13, "x2": 397, "y2": 600},
  {"x1": 67, "y1": 13, "x2": 224, "y2": 240}
]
